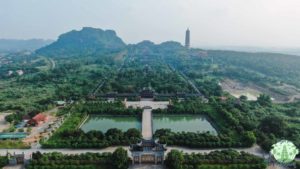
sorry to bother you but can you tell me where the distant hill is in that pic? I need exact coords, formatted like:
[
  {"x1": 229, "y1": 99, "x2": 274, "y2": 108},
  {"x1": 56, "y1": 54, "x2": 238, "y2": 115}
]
[
  {"x1": 36, "y1": 27, "x2": 126, "y2": 57},
  {"x1": 202, "y1": 46, "x2": 300, "y2": 56},
  {"x1": 158, "y1": 41, "x2": 184, "y2": 52},
  {"x1": 207, "y1": 50, "x2": 300, "y2": 87},
  {"x1": 0, "y1": 39, "x2": 53, "y2": 52}
]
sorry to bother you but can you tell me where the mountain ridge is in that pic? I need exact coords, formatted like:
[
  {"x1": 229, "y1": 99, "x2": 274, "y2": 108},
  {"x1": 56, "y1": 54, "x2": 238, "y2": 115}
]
[{"x1": 36, "y1": 27, "x2": 126, "y2": 57}]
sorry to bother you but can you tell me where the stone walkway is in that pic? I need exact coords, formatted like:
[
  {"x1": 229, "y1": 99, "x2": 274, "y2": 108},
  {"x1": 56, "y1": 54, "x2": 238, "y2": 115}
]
[
  {"x1": 129, "y1": 164, "x2": 165, "y2": 169},
  {"x1": 126, "y1": 99, "x2": 169, "y2": 140},
  {"x1": 3, "y1": 164, "x2": 24, "y2": 169},
  {"x1": 142, "y1": 108, "x2": 153, "y2": 140}
]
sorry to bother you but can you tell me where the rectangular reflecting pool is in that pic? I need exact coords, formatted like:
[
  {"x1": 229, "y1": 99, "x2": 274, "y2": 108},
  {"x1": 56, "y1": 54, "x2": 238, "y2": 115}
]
[
  {"x1": 80, "y1": 115, "x2": 141, "y2": 133},
  {"x1": 153, "y1": 115, "x2": 217, "y2": 135}
]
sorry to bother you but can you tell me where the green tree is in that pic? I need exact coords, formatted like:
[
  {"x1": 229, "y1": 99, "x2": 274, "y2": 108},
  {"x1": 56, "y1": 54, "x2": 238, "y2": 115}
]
[
  {"x1": 257, "y1": 94, "x2": 271, "y2": 106},
  {"x1": 0, "y1": 156, "x2": 8, "y2": 168},
  {"x1": 259, "y1": 116, "x2": 287, "y2": 136},
  {"x1": 239, "y1": 95, "x2": 248, "y2": 101},
  {"x1": 241, "y1": 131, "x2": 256, "y2": 146},
  {"x1": 165, "y1": 150, "x2": 184, "y2": 169},
  {"x1": 112, "y1": 147, "x2": 128, "y2": 169},
  {"x1": 125, "y1": 128, "x2": 141, "y2": 138}
]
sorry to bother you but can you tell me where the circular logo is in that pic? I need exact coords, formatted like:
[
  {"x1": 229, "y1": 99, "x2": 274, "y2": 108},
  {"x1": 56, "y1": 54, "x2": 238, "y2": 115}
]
[{"x1": 270, "y1": 140, "x2": 299, "y2": 164}]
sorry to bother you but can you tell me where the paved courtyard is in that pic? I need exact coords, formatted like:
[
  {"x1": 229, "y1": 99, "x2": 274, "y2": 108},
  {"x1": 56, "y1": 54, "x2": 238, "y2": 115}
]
[{"x1": 125, "y1": 100, "x2": 169, "y2": 109}]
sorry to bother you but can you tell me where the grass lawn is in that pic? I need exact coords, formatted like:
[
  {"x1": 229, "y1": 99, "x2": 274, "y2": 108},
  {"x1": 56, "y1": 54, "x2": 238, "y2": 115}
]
[{"x1": 0, "y1": 140, "x2": 30, "y2": 149}]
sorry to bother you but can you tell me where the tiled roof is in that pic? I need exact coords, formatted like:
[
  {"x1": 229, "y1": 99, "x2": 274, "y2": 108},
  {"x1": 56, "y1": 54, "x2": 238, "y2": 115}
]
[{"x1": 32, "y1": 113, "x2": 46, "y2": 122}]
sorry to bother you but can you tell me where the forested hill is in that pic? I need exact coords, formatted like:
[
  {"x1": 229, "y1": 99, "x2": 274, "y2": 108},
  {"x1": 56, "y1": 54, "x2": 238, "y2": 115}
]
[
  {"x1": 207, "y1": 50, "x2": 300, "y2": 87},
  {"x1": 36, "y1": 27, "x2": 126, "y2": 57}
]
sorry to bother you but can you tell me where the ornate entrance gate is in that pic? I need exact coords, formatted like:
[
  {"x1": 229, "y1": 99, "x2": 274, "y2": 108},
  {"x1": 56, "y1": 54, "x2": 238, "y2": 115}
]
[
  {"x1": 141, "y1": 154, "x2": 155, "y2": 163},
  {"x1": 130, "y1": 139, "x2": 166, "y2": 165}
]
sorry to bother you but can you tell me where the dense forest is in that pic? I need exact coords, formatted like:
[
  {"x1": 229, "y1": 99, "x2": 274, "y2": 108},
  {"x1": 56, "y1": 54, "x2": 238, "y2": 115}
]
[{"x1": 0, "y1": 52, "x2": 122, "y2": 112}]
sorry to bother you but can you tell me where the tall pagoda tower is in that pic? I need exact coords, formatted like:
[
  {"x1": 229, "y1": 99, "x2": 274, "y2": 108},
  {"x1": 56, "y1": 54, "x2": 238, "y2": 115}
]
[{"x1": 185, "y1": 28, "x2": 190, "y2": 48}]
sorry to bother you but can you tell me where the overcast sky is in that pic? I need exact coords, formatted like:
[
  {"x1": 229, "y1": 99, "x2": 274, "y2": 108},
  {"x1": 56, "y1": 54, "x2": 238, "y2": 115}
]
[{"x1": 1, "y1": 0, "x2": 300, "y2": 47}]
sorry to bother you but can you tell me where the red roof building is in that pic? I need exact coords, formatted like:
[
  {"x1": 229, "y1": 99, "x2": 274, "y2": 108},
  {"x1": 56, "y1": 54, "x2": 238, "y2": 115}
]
[{"x1": 27, "y1": 113, "x2": 47, "y2": 126}]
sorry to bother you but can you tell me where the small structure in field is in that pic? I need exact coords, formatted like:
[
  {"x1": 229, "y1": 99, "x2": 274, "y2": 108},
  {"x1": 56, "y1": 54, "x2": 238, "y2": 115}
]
[
  {"x1": 55, "y1": 101, "x2": 66, "y2": 108},
  {"x1": 16, "y1": 70, "x2": 24, "y2": 76},
  {"x1": 27, "y1": 113, "x2": 47, "y2": 126}
]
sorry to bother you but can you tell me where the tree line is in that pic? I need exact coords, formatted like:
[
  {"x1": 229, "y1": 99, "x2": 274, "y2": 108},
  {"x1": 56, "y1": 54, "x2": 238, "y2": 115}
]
[
  {"x1": 165, "y1": 149, "x2": 267, "y2": 169},
  {"x1": 27, "y1": 147, "x2": 129, "y2": 169},
  {"x1": 73, "y1": 100, "x2": 142, "y2": 115},
  {"x1": 154, "y1": 129, "x2": 255, "y2": 148},
  {"x1": 42, "y1": 127, "x2": 141, "y2": 149}
]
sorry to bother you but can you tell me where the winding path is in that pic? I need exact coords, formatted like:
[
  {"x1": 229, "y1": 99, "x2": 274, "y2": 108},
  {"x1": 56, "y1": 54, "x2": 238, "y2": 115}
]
[{"x1": 49, "y1": 58, "x2": 55, "y2": 70}]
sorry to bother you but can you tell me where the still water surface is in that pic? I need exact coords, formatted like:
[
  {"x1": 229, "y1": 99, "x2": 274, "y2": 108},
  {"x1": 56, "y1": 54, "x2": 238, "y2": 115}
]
[
  {"x1": 81, "y1": 115, "x2": 217, "y2": 135},
  {"x1": 81, "y1": 115, "x2": 141, "y2": 133},
  {"x1": 153, "y1": 115, "x2": 217, "y2": 135}
]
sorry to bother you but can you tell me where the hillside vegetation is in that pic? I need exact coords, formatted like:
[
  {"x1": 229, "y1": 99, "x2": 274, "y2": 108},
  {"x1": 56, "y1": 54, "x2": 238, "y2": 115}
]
[
  {"x1": 208, "y1": 50, "x2": 300, "y2": 88},
  {"x1": 36, "y1": 27, "x2": 126, "y2": 57}
]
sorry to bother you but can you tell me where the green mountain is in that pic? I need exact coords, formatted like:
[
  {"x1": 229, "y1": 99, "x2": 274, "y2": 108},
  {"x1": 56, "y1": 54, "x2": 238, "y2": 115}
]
[{"x1": 36, "y1": 27, "x2": 126, "y2": 57}]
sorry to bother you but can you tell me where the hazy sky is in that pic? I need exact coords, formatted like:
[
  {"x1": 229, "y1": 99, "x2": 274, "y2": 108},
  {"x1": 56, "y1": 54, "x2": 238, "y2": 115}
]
[{"x1": 1, "y1": 0, "x2": 300, "y2": 47}]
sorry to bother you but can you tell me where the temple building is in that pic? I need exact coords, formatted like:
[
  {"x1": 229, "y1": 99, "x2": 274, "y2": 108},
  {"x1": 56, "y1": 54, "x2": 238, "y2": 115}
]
[
  {"x1": 27, "y1": 113, "x2": 47, "y2": 126},
  {"x1": 140, "y1": 87, "x2": 155, "y2": 99},
  {"x1": 130, "y1": 139, "x2": 166, "y2": 164},
  {"x1": 185, "y1": 28, "x2": 190, "y2": 48}
]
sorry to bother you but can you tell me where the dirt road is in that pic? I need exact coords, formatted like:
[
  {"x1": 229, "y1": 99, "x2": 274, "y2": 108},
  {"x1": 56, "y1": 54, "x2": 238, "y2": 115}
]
[{"x1": 0, "y1": 113, "x2": 10, "y2": 132}]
